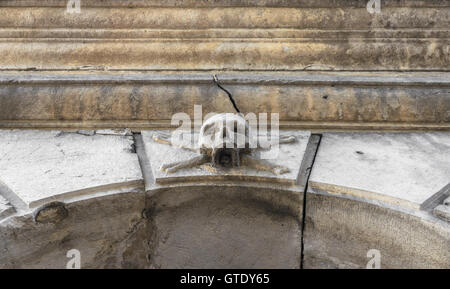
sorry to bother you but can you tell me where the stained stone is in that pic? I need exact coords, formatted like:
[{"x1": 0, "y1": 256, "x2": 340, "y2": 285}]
[
  {"x1": 309, "y1": 132, "x2": 450, "y2": 210},
  {"x1": 0, "y1": 130, "x2": 143, "y2": 208},
  {"x1": 32, "y1": 202, "x2": 68, "y2": 224},
  {"x1": 304, "y1": 132, "x2": 450, "y2": 269}
]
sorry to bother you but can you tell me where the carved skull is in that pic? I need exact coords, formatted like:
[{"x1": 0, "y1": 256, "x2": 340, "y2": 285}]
[{"x1": 198, "y1": 113, "x2": 251, "y2": 168}]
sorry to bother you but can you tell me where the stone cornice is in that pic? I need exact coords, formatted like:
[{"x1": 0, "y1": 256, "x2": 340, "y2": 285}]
[
  {"x1": 0, "y1": 3, "x2": 447, "y2": 70},
  {"x1": 1, "y1": 0, "x2": 449, "y2": 8},
  {"x1": 0, "y1": 71, "x2": 448, "y2": 130}
]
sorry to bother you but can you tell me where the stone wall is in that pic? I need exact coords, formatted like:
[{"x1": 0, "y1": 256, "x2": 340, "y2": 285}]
[
  {"x1": 0, "y1": 0, "x2": 448, "y2": 129},
  {"x1": 0, "y1": 1, "x2": 448, "y2": 269}
]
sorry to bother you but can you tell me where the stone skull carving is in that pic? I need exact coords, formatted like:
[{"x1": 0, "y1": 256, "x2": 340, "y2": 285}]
[
  {"x1": 198, "y1": 113, "x2": 251, "y2": 168},
  {"x1": 152, "y1": 112, "x2": 295, "y2": 174}
]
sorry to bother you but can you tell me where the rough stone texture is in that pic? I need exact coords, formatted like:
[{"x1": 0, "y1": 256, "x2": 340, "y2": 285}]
[
  {"x1": 146, "y1": 185, "x2": 303, "y2": 269},
  {"x1": 138, "y1": 127, "x2": 316, "y2": 268},
  {"x1": 303, "y1": 192, "x2": 450, "y2": 269},
  {"x1": 0, "y1": 127, "x2": 316, "y2": 269},
  {"x1": 0, "y1": 129, "x2": 448, "y2": 268},
  {"x1": 0, "y1": 130, "x2": 143, "y2": 208},
  {"x1": 0, "y1": 1, "x2": 447, "y2": 70},
  {"x1": 0, "y1": 0, "x2": 448, "y2": 130},
  {"x1": 0, "y1": 0, "x2": 447, "y2": 7},
  {"x1": 96, "y1": 129, "x2": 133, "y2": 136},
  {"x1": 305, "y1": 132, "x2": 450, "y2": 268},
  {"x1": 0, "y1": 0, "x2": 448, "y2": 269},
  {"x1": 137, "y1": 126, "x2": 317, "y2": 268},
  {"x1": 0, "y1": 190, "x2": 149, "y2": 269},
  {"x1": 33, "y1": 202, "x2": 69, "y2": 224},
  {"x1": 142, "y1": 129, "x2": 311, "y2": 185},
  {"x1": 309, "y1": 132, "x2": 450, "y2": 210},
  {"x1": 0, "y1": 194, "x2": 15, "y2": 219},
  {"x1": 0, "y1": 72, "x2": 448, "y2": 129}
]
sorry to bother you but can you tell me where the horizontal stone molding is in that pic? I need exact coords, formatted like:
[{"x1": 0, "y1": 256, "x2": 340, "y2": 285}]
[
  {"x1": 1, "y1": 0, "x2": 449, "y2": 8},
  {"x1": 2, "y1": 29, "x2": 449, "y2": 40},
  {"x1": 0, "y1": 72, "x2": 448, "y2": 129},
  {"x1": 0, "y1": 4, "x2": 448, "y2": 70},
  {"x1": 0, "y1": 7, "x2": 448, "y2": 29},
  {"x1": 0, "y1": 39, "x2": 447, "y2": 71}
]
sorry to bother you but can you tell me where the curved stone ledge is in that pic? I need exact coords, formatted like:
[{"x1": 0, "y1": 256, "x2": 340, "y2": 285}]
[
  {"x1": 303, "y1": 192, "x2": 450, "y2": 269},
  {"x1": 146, "y1": 185, "x2": 303, "y2": 268},
  {"x1": 0, "y1": 130, "x2": 144, "y2": 209},
  {"x1": 305, "y1": 132, "x2": 450, "y2": 268},
  {"x1": 309, "y1": 132, "x2": 450, "y2": 210},
  {"x1": 0, "y1": 190, "x2": 148, "y2": 269},
  {"x1": 0, "y1": 129, "x2": 448, "y2": 268}
]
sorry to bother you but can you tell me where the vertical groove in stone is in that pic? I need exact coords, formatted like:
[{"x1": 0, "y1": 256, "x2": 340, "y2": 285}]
[{"x1": 299, "y1": 134, "x2": 322, "y2": 269}]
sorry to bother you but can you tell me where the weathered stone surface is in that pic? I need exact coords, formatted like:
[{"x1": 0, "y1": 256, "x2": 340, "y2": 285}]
[
  {"x1": 146, "y1": 185, "x2": 303, "y2": 269},
  {"x1": 0, "y1": 130, "x2": 143, "y2": 208},
  {"x1": 304, "y1": 132, "x2": 450, "y2": 268},
  {"x1": 142, "y1": 129, "x2": 311, "y2": 186},
  {"x1": 0, "y1": 1, "x2": 447, "y2": 70},
  {"x1": 0, "y1": 190, "x2": 149, "y2": 269},
  {"x1": 0, "y1": 72, "x2": 448, "y2": 130},
  {"x1": 0, "y1": 0, "x2": 448, "y2": 270},
  {"x1": 0, "y1": 194, "x2": 15, "y2": 219},
  {"x1": 32, "y1": 202, "x2": 68, "y2": 224},
  {"x1": 309, "y1": 132, "x2": 450, "y2": 210},
  {"x1": 0, "y1": 0, "x2": 447, "y2": 8},
  {"x1": 303, "y1": 193, "x2": 450, "y2": 269},
  {"x1": 96, "y1": 129, "x2": 133, "y2": 136},
  {"x1": 139, "y1": 127, "x2": 317, "y2": 268}
]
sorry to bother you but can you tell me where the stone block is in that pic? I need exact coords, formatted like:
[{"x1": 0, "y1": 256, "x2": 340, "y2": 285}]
[
  {"x1": 304, "y1": 132, "x2": 450, "y2": 268},
  {"x1": 0, "y1": 130, "x2": 143, "y2": 208},
  {"x1": 139, "y1": 128, "x2": 317, "y2": 268}
]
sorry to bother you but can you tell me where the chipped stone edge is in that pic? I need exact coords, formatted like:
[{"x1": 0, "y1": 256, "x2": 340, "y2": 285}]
[
  {"x1": 0, "y1": 184, "x2": 146, "y2": 226},
  {"x1": 27, "y1": 179, "x2": 145, "y2": 209},
  {"x1": 308, "y1": 181, "x2": 424, "y2": 211},
  {"x1": 307, "y1": 186, "x2": 450, "y2": 228}
]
